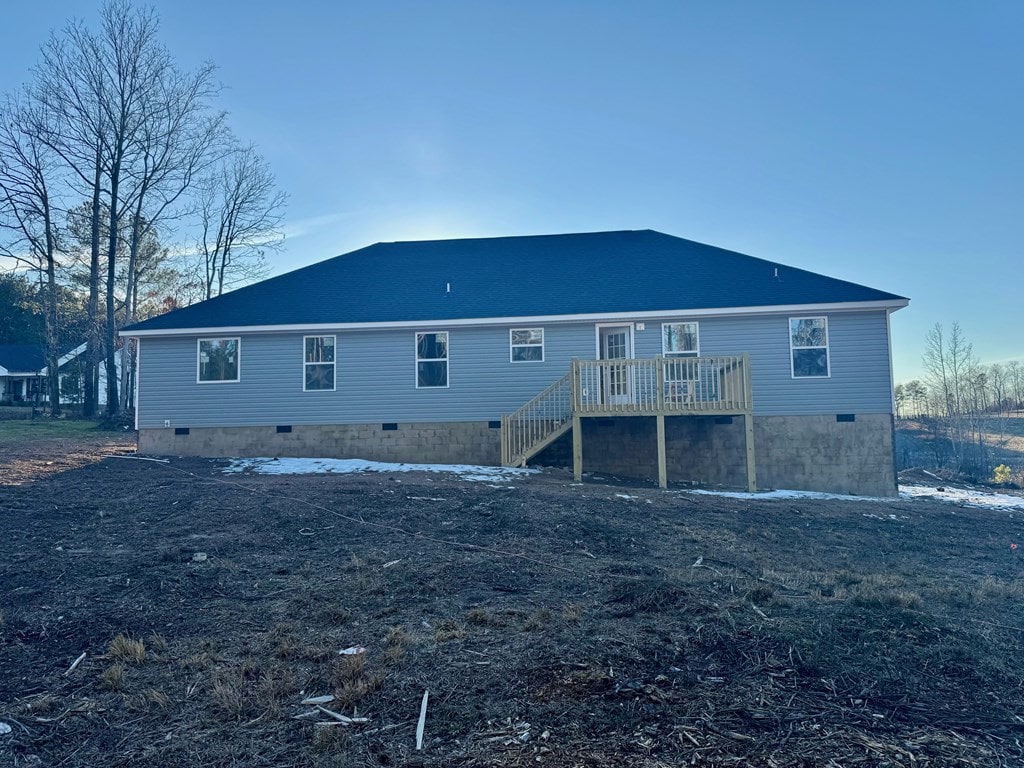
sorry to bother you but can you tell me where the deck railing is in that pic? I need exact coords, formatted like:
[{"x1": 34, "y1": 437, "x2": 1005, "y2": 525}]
[
  {"x1": 501, "y1": 355, "x2": 752, "y2": 468},
  {"x1": 572, "y1": 355, "x2": 752, "y2": 414},
  {"x1": 500, "y1": 370, "x2": 573, "y2": 467}
]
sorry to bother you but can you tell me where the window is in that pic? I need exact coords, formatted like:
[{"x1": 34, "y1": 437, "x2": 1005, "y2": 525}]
[
  {"x1": 416, "y1": 332, "x2": 448, "y2": 388},
  {"x1": 197, "y1": 338, "x2": 239, "y2": 382},
  {"x1": 304, "y1": 335, "x2": 336, "y2": 391},
  {"x1": 790, "y1": 317, "x2": 830, "y2": 377},
  {"x1": 510, "y1": 328, "x2": 544, "y2": 362},
  {"x1": 662, "y1": 322, "x2": 699, "y2": 357}
]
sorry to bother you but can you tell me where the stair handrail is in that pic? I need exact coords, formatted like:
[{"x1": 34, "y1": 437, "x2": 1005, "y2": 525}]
[{"x1": 501, "y1": 369, "x2": 573, "y2": 466}]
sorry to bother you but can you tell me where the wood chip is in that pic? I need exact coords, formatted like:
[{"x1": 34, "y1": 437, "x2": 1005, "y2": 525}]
[
  {"x1": 301, "y1": 694, "x2": 335, "y2": 705},
  {"x1": 64, "y1": 651, "x2": 87, "y2": 676},
  {"x1": 416, "y1": 689, "x2": 429, "y2": 750},
  {"x1": 315, "y1": 705, "x2": 368, "y2": 724}
]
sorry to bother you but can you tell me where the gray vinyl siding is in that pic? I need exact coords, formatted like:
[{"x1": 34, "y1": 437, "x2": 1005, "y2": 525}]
[{"x1": 136, "y1": 310, "x2": 893, "y2": 429}]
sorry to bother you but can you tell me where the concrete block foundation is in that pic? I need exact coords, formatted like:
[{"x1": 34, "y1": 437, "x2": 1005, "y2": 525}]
[
  {"x1": 139, "y1": 413, "x2": 897, "y2": 497},
  {"x1": 138, "y1": 421, "x2": 502, "y2": 466},
  {"x1": 533, "y1": 413, "x2": 896, "y2": 497}
]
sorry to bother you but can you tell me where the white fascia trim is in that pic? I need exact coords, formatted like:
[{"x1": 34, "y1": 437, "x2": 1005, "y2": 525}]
[
  {"x1": 119, "y1": 298, "x2": 910, "y2": 338},
  {"x1": 40, "y1": 342, "x2": 89, "y2": 375},
  {"x1": 0, "y1": 365, "x2": 8, "y2": 376}
]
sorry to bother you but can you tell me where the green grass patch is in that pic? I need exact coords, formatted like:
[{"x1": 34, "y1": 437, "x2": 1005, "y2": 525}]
[{"x1": 0, "y1": 419, "x2": 103, "y2": 443}]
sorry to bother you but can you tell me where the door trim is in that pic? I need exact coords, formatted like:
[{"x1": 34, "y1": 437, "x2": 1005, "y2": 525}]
[{"x1": 594, "y1": 323, "x2": 636, "y2": 360}]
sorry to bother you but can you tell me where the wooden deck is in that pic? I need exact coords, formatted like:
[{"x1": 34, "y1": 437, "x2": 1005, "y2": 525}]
[{"x1": 501, "y1": 355, "x2": 756, "y2": 490}]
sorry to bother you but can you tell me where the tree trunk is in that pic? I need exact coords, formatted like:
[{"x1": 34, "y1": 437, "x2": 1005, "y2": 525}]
[
  {"x1": 104, "y1": 174, "x2": 120, "y2": 416},
  {"x1": 119, "y1": 205, "x2": 144, "y2": 412},
  {"x1": 44, "y1": 228, "x2": 61, "y2": 417},
  {"x1": 84, "y1": 153, "x2": 102, "y2": 419}
]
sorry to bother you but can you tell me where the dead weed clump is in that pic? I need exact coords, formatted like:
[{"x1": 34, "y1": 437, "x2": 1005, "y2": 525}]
[
  {"x1": 522, "y1": 608, "x2": 552, "y2": 631},
  {"x1": 435, "y1": 619, "x2": 467, "y2": 642},
  {"x1": 382, "y1": 625, "x2": 408, "y2": 665},
  {"x1": 331, "y1": 653, "x2": 384, "y2": 708},
  {"x1": 101, "y1": 663, "x2": 126, "y2": 690},
  {"x1": 609, "y1": 576, "x2": 695, "y2": 615},
  {"x1": 209, "y1": 661, "x2": 297, "y2": 721},
  {"x1": 109, "y1": 633, "x2": 146, "y2": 664}
]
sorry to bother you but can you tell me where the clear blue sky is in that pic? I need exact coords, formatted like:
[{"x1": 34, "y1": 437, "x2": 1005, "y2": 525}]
[{"x1": 3, "y1": 1, "x2": 1020, "y2": 382}]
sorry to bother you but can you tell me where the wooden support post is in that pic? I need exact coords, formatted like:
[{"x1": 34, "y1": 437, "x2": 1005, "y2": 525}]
[
  {"x1": 572, "y1": 415, "x2": 583, "y2": 482},
  {"x1": 744, "y1": 412, "x2": 756, "y2": 492},
  {"x1": 656, "y1": 413, "x2": 667, "y2": 489}
]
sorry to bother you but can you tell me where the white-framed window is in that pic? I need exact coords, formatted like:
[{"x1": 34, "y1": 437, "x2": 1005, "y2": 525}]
[
  {"x1": 416, "y1": 331, "x2": 448, "y2": 388},
  {"x1": 790, "y1": 317, "x2": 830, "y2": 378},
  {"x1": 661, "y1": 322, "x2": 699, "y2": 357},
  {"x1": 197, "y1": 338, "x2": 240, "y2": 383},
  {"x1": 510, "y1": 328, "x2": 544, "y2": 362},
  {"x1": 303, "y1": 335, "x2": 336, "y2": 391}
]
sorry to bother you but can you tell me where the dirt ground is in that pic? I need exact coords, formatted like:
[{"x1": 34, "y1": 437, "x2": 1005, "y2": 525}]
[{"x1": 2, "y1": 436, "x2": 1024, "y2": 767}]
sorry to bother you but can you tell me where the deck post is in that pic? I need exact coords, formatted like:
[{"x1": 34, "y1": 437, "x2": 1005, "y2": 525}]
[
  {"x1": 743, "y1": 412, "x2": 756, "y2": 492},
  {"x1": 500, "y1": 415, "x2": 507, "y2": 466},
  {"x1": 572, "y1": 414, "x2": 583, "y2": 482},
  {"x1": 656, "y1": 413, "x2": 667, "y2": 489},
  {"x1": 742, "y1": 353, "x2": 753, "y2": 411}
]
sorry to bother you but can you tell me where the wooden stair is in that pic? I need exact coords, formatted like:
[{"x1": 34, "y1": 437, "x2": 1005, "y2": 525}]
[{"x1": 500, "y1": 371, "x2": 573, "y2": 467}]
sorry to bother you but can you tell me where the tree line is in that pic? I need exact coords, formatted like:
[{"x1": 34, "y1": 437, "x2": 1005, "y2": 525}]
[
  {"x1": 896, "y1": 322, "x2": 1023, "y2": 477},
  {"x1": 0, "y1": 1, "x2": 285, "y2": 417}
]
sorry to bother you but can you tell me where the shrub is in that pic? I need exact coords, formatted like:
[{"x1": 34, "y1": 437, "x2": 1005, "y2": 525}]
[{"x1": 993, "y1": 464, "x2": 1013, "y2": 484}]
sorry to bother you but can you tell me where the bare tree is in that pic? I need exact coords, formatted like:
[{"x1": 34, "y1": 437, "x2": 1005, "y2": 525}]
[
  {"x1": 116, "y1": 58, "x2": 227, "y2": 410},
  {"x1": 31, "y1": 1, "x2": 233, "y2": 415},
  {"x1": 1009, "y1": 360, "x2": 1023, "y2": 411},
  {"x1": 6, "y1": 1, "x2": 287, "y2": 417},
  {"x1": 0, "y1": 96, "x2": 65, "y2": 414},
  {"x1": 198, "y1": 144, "x2": 285, "y2": 300},
  {"x1": 32, "y1": 16, "x2": 109, "y2": 417}
]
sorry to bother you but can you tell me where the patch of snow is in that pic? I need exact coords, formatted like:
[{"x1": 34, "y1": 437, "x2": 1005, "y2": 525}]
[
  {"x1": 686, "y1": 488, "x2": 887, "y2": 502},
  {"x1": 224, "y1": 457, "x2": 538, "y2": 483},
  {"x1": 899, "y1": 484, "x2": 1024, "y2": 511},
  {"x1": 615, "y1": 493, "x2": 639, "y2": 500},
  {"x1": 684, "y1": 484, "x2": 1024, "y2": 513}
]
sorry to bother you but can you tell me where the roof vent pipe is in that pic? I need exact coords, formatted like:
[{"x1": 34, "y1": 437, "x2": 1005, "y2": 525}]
[{"x1": 446, "y1": 282, "x2": 451, "y2": 293}]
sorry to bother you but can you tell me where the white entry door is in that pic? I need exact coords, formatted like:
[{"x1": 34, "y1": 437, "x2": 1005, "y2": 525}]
[{"x1": 599, "y1": 325, "x2": 634, "y2": 405}]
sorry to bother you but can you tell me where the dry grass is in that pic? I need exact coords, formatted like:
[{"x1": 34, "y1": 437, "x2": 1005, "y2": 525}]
[
  {"x1": 382, "y1": 625, "x2": 409, "y2": 665},
  {"x1": 101, "y1": 663, "x2": 126, "y2": 690},
  {"x1": 126, "y1": 688, "x2": 171, "y2": 710},
  {"x1": 522, "y1": 608, "x2": 552, "y2": 631},
  {"x1": 109, "y1": 634, "x2": 146, "y2": 664},
  {"x1": 435, "y1": 619, "x2": 467, "y2": 642},
  {"x1": 561, "y1": 602, "x2": 585, "y2": 622},
  {"x1": 312, "y1": 723, "x2": 350, "y2": 753},
  {"x1": 331, "y1": 653, "x2": 384, "y2": 708},
  {"x1": 210, "y1": 661, "x2": 297, "y2": 721}
]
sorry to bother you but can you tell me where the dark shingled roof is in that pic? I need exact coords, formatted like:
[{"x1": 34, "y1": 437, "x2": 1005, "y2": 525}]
[
  {"x1": 0, "y1": 345, "x2": 46, "y2": 373},
  {"x1": 125, "y1": 230, "x2": 907, "y2": 333}
]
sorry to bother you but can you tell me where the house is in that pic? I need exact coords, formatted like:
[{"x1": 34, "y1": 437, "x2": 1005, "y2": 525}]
[
  {"x1": 120, "y1": 230, "x2": 909, "y2": 496},
  {"x1": 0, "y1": 345, "x2": 48, "y2": 404},
  {"x1": 0, "y1": 343, "x2": 119, "y2": 407}
]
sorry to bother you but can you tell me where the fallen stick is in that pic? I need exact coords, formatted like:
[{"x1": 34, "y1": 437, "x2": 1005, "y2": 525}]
[
  {"x1": 315, "y1": 705, "x2": 369, "y2": 724},
  {"x1": 415, "y1": 689, "x2": 429, "y2": 750},
  {"x1": 64, "y1": 652, "x2": 87, "y2": 676},
  {"x1": 101, "y1": 455, "x2": 170, "y2": 463}
]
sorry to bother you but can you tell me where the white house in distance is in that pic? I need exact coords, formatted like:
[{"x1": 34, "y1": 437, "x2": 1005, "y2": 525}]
[
  {"x1": 0, "y1": 343, "x2": 121, "y2": 407},
  {"x1": 121, "y1": 230, "x2": 909, "y2": 496}
]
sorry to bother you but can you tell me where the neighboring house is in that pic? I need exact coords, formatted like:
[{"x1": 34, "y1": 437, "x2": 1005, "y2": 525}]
[
  {"x1": 0, "y1": 343, "x2": 120, "y2": 406},
  {"x1": 121, "y1": 230, "x2": 909, "y2": 496},
  {"x1": 0, "y1": 345, "x2": 48, "y2": 404}
]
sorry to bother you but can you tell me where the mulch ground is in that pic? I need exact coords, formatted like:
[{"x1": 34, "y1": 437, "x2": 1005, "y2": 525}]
[{"x1": 2, "y1": 436, "x2": 1024, "y2": 767}]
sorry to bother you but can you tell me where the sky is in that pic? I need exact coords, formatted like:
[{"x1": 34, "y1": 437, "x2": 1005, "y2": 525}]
[{"x1": 1, "y1": 1, "x2": 1020, "y2": 382}]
